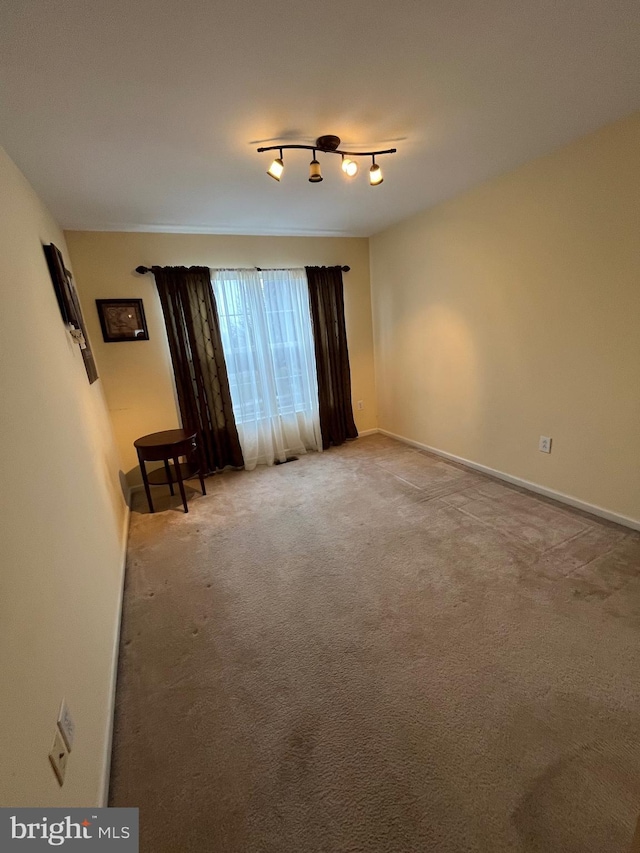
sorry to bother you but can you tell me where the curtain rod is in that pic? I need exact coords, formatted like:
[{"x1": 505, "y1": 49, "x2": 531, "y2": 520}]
[
  {"x1": 257, "y1": 266, "x2": 350, "y2": 272},
  {"x1": 135, "y1": 265, "x2": 350, "y2": 275}
]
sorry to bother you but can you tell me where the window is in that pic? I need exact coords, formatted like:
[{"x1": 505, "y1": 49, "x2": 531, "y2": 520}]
[{"x1": 212, "y1": 268, "x2": 321, "y2": 469}]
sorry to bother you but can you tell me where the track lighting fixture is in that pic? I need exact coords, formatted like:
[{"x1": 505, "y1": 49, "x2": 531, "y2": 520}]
[
  {"x1": 308, "y1": 151, "x2": 323, "y2": 183},
  {"x1": 257, "y1": 135, "x2": 395, "y2": 186},
  {"x1": 341, "y1": 155, "x2": 358, "y2": 177},
  {"x1": 369, "y1": 155, "x2": 383, "y2": 186},
  {"x1": 267, "y1": 149, "x2": 284, "y2": 181}
]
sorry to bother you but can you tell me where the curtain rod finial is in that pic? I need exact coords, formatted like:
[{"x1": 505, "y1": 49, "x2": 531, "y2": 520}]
[{"x1": 135, "y1": 265, "x2": 152, "y2": 275}]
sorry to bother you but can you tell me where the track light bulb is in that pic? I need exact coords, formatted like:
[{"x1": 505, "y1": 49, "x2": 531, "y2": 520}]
[
  {"x1": 309, "y1": 158, "x2": 323, "y2": 183},
  {"x1": 341, "y1": 156, "x2": 358, "y2": 177},
  {"x1": 267, "y1": 157, "x2": 284, "y2": 181},
  {"x1": 369, "y1": 162, "x2": 383, "y2": 186}
]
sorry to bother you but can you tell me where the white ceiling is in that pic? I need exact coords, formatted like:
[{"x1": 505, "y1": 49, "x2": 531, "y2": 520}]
[{"x1": 1, "y1": 0, "x2": 639, "y2": 237}]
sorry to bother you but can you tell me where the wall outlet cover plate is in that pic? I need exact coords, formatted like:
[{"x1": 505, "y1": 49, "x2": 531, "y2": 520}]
[{"x1": 57, "y1": 700, "x2": 75, "y2": 751}]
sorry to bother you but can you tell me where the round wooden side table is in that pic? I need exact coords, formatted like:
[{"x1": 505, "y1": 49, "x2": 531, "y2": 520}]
[{"x1": 134, "y1": 429, "x2": 207, "y2": 513}]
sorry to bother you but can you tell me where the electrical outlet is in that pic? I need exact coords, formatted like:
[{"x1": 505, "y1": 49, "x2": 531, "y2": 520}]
[
  {"x1": 357, "y1": 400, "x2": 364, "y2": 410},
  {"x1": 57, "y1": 700, "x2": 75, "y2": 751},
  {"x1": 539, "y1": 435, "x2": 552, "y2": 453},
  {"x1": 49, "y1": 730, "x2": 69, "y2": 786}
]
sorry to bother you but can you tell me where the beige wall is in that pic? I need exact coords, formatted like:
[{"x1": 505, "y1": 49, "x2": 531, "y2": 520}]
[
  {"x1": 370, "y1": 112, "x2": 640, "y2": 525},
  {"x1": 64, "y1": 232, "x2": 377, "y2": 478},
  {"x1": 0, "y1": 148, "x2": 128, "y2": 805}
]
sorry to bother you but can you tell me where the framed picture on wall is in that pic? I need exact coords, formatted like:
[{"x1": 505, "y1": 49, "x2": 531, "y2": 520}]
[
  {"x1": 96, "y1": 298, "x2": 149, "y2": 343},
  {"x1": 44, "y1": 243, "x2": 99, "y2": 384}
]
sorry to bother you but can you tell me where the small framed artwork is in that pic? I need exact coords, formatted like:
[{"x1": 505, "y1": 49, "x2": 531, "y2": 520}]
[{"x1": 96, "y1": 298, "x2": 149, "y2": 343}]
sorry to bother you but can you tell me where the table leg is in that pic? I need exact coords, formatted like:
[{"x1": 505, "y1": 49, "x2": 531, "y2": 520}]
[
  {"x1": 164, "y1": 459, "x2": 175, "y2": 496},
  {"x1": 174, "y1": 455, "x2": 189, "y2": 513},
  {"x1": 138, "y1": 453, "x2": 154, "y2": 513},
  {"x1": 198, "y1": 470, "x2": 207, "y2": 496}
]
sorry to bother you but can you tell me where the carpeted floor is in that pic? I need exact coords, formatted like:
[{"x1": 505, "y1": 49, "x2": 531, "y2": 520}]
[{"x1": 110, "y1": 434, "x2": 640, "y2": 852}]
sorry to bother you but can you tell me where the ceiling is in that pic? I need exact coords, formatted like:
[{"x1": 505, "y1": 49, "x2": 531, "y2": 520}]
[{"x1": 1, "y1": 0, "x2": 639, "y2": 237}]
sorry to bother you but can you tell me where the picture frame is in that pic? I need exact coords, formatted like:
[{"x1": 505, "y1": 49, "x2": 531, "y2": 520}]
[
  {"x1": 96, "y1": 298, "x2": 149, "y2": 343},
  {"x1": 44, "y1": 243, "x2": 99, "y2": 384}
]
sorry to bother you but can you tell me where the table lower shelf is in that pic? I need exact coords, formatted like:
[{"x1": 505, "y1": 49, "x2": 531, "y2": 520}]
[{"x1": 146, "y1": 462, "x2": 202, "y2": 487}]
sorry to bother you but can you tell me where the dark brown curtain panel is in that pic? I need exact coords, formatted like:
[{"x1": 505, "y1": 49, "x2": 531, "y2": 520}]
[
  {"x1": 305, "y1": 265, "x2": 358, "y2": 449},
  {"x1": 153, "y1": 265, "x2": 244, "y2": 473}
]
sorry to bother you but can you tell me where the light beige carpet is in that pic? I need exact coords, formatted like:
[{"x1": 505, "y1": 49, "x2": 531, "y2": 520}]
[{"x1": 111, "y1": 434, "x2": 640, "y2": 852}]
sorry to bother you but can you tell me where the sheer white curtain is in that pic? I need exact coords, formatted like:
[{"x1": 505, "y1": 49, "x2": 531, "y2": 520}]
[{"x1": 212, "y1": 268, "x2": 322, "y2": 470}]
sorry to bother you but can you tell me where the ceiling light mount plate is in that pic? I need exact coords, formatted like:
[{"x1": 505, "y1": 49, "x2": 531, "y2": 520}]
[{"x1": 316, "y1": 135, "x2": 341, "y2": 152}]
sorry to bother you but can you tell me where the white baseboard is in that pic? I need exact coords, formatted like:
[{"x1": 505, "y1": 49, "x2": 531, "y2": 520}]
[
  {"x1": 357, "y1": 429, "x2": 379, "y2": 437},
  {"x1": 377, "y1": 428, "x2": 640, "y2": 532},
  {"x1": 98, "y1": 503, "x2": 131, "y2": 806}
]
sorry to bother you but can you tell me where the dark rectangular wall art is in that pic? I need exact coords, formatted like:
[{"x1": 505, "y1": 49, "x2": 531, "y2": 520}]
[
  {"x1": 44, "y1": 243, "x2": 99, "y2": 384},
  {"x1": 96, "y1": 299, "x2": 149, "y2": 343}
]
